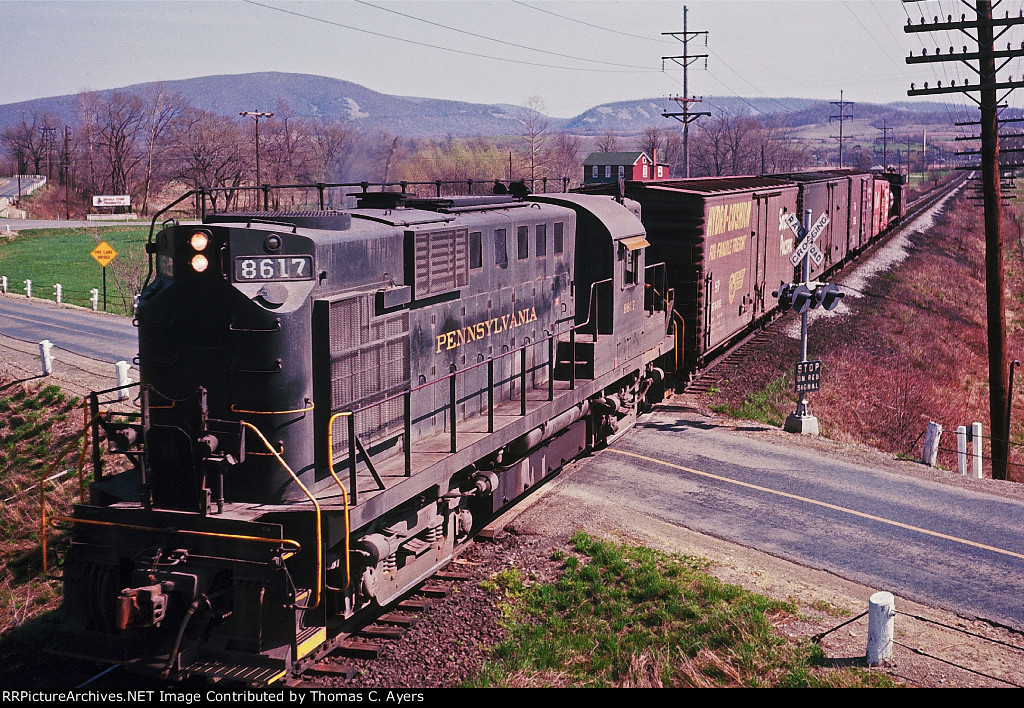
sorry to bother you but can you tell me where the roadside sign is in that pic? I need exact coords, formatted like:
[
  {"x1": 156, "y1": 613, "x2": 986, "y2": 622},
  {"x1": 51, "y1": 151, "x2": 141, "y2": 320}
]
[
  {"x1": 91, "y1": 241, "x2": 118, "y2": 267},
  {"x1": 795, "y1": 360, "x2": 822, "y2": 393},
  {"x1": 93, "y1": 195, "x2": 131, "y2": 207}
]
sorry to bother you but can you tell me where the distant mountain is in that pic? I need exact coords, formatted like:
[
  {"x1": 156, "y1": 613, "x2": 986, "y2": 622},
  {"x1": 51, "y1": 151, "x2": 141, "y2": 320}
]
[{"x1": 0, "y1": 71, "x2": 960, "y2": 139}]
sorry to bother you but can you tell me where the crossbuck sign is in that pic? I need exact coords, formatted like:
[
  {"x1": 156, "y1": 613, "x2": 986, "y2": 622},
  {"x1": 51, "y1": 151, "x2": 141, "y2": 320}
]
[{"x1": 786, "y1": 212, "x2": 829, "y2": 267}]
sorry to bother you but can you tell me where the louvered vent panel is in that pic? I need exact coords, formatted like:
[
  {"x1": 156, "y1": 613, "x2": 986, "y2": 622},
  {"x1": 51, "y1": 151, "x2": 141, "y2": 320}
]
[
  {"x1": 414, "y1": 228, "x2": 468, "y2": 297},
  {"x1": 329, "y1": 298, "x2": 362, "y2": 351}
]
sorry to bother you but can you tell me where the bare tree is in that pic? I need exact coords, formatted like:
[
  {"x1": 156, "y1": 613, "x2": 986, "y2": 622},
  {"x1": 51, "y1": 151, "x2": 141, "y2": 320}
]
[
  {"x1": 636, "y1": 127, "x2": 663, "y2": 163},
  {"x1": 168, "y1": 108, "x2": 248, "y2": 211},
  {"x1": 140, "y1": 84, "x2": 188, "y2": 214},
  {"x1": 97, "y1": 92, "x2": 147, "y2": 197},
  {"x1": 309, "y1": 119, "x2": 360, "y2": 183},
  {"x1": 596, "y1": 130, "x2": 620, "y2": 153},
  {"x1": 0, "y1": 111, "x2": 51, "y2": 176},
  {"x1": 548, "y1": 132, "x2": 581, "y2": 188},
  {"x1": 518, "y1": 96, "x2": 550, "y2": 184}
]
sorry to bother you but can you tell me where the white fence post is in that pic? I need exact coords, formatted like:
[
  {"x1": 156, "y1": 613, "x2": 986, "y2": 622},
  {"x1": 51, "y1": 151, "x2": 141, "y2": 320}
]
[
  {"x1": 866, "y1": 591, "x2": 895, "y2": 666},
  {"x1": 90, "y1": 288, "x2": 99, "y2": 312},
  {"x1": 39, "y1": 339, "x2": 53, "y2": 376},
  {"x1": 972, "y1": 422, "x2": 983, "y2": 479},
  {"x1": 115, "y1": 360, "x2": 132, "y2": 401},
  {"x1": 24, "y1": 279, "x2": 31, "y2": 298},
  {"x1": 957, "y1": 425, "x2": 968, "y2": 476},
  {"x1": 1, "y1": 275, "x2": 7, "y2": 293},
  {"x1": 922, "y1": 422, "x2": 942, "y2": 466},
  {"x1": 54, "y1": 283, "x2": 62, "y2": 304}
]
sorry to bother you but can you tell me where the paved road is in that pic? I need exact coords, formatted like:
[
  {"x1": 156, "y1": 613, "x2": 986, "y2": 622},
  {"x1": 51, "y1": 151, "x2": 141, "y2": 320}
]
[
  {"x1": 0, "y1": 294, "x2": 137, "y2": 364},
  {"x1": 550, "y1": 408, "x2": 1024, "y2": 631},
  {"x1": 0, "y1": 176, "x2": 46, "y2": 199}
]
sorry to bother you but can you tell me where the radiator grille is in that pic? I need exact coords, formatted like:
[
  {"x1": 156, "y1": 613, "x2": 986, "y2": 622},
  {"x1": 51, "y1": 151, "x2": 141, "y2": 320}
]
[{"x1": 327, "y1": 295, "x2": 409, "y2": 460}]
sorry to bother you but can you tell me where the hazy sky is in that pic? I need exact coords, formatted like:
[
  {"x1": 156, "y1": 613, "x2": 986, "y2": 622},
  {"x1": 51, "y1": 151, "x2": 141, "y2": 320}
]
[{"x1": 0, "y1": 1, "x2": 996, "y2": 117}]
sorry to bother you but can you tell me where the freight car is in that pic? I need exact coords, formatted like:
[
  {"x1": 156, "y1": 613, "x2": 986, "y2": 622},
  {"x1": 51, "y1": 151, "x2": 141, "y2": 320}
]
[
  {"x1": 55, "y1": 190, "x2": 674, "y2": 684},
  {"x1": 577, "y1": 169, "x2": 905, "y2": 371}
]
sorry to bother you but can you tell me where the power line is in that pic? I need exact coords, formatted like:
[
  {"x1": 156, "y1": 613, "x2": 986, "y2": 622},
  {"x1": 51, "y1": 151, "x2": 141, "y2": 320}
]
[
  {"x1": 353, "y1": 0, "x2": 655, "y2": 71},
  {"x1": 510, "y1": 0, "x2": 677, "y2": 45},
  {"x1": 243, "y1": 1, "x2": 660, "y2": 75}
]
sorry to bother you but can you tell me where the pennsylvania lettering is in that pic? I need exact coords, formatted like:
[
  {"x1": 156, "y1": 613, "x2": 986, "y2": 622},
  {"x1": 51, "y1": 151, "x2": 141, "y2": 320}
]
[{"x1": 435, "y1": 307, "x2": 538, "y2": 352}]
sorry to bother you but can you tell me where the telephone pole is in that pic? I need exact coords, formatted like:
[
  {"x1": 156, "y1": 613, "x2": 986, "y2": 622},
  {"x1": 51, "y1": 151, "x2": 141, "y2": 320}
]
[
  {"x1": 830, "y1": 91, "x2": 853, "y2": 168},
  {"x1": 878, "y1": 118, "x2": 893, "y2": 168},
  {"x1": 662, "y1": 5, "x2": 709, "y2": 177},
  {"x1": 905, "y1": 0, "x2": 1024, "y2": 480},
  {"x1": 240, "y1": 110, "x2": 274, "y2": 186}
]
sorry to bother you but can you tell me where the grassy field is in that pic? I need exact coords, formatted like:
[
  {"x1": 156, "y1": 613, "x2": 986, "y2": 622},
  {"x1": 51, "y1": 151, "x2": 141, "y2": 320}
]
[
  {"x1": 469, "y1": 533, "x2": 894, "y2": 687},
  {"x1": 0, "y1": 225, "x2": 150, "y2": 315}
]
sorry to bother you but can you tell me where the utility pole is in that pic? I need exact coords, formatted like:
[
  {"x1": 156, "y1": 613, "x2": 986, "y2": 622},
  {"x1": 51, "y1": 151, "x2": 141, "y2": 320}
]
[
  {"x1": 240, "y1": 111, "x2": 273, "y2": 186},
  {"x1": 830, "y1": 90, "x2": 853, "y2": 168},
  {"x1": 905, "y1": 0, "x2": 1024, "y2": 480},
  {"x1": 879, "y1": 118, "x2": 893, "y2": 168},
  {"x1": 63, "y1": 126, "x2": 71, "y2": 221},
  {"x1": 662, "y1": 5, "x2": 709, "y2": 178},
  {"x1": 40, "y1": 124, "x2": 56, "y2": 183}
]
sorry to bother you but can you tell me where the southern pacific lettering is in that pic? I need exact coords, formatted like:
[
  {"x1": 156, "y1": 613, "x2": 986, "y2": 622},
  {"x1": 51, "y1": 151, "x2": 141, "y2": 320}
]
[{"x1": 435, "y1": 307, "x2": 539, "y2": 353}]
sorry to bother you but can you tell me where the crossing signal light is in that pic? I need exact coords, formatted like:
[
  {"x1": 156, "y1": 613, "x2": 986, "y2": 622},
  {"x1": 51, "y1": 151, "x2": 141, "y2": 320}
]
[
  {"x1": 791, "y1": 284, "x2": 813, "y2": 313},
  {"x1": 772, "y1": 282, "x2": 794, "y2": 312},
  {"x1": 813, "y1": 282, "x2": 844, "y2": 311}
]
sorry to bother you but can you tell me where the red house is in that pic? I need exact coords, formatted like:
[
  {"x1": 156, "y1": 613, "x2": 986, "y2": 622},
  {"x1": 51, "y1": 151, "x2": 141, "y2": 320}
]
[{"x1": 582, "y1": 150, "x2": 668, "y2": 184}]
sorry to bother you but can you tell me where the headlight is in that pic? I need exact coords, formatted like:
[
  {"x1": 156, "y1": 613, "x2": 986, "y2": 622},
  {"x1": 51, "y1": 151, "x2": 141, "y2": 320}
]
[
  {"x1": 191, "y1": 254, "x2": 209, "y2": 273},
  {"x1": 190, "y1": 232, "x2": 209, "y2": 251}
]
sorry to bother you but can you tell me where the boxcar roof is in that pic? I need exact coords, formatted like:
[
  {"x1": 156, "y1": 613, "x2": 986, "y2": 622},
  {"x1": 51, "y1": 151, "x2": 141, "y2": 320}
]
[{"x1": 636, "y1": 176, "x2": 795, "y2": 194}]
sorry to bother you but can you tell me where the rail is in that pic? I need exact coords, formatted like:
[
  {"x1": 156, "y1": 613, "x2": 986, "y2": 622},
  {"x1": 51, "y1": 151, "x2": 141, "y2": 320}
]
[{"x1": 324, "y1": 273, "x2": 679, "y2": 505}]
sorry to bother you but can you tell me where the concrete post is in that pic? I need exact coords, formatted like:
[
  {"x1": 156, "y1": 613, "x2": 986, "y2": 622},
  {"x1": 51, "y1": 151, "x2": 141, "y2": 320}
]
[
  {"x1": 922, "y1": 422, "x2": 942, "y2": 466},
  {"x1": 866, "y1": 591, "x2": 895, "y2": 666},
  {"x1": 39, "y1": 339, "x2": 53, "y2": 376},
  {"x1": 972, "y1": 422, "x2": 983, "y2": 479},
  {"x1": 54, "y1": 283, "x2": 62, "y2": 304},
  {"x1": 1, "y1": 275, "x2": 7, "y2": 293},
  {"x1": 24, "y1": 279, "x2": 31, "y2": 298},
  {"x1": 115, "y1": 360, "x2": 131, "y2": 401},
  {"x1": 90, "y1": 288, "x2": 99, "y2": 312},
  {"x1": 957, "y1": 425, "x2": 968, "y2": 476}
]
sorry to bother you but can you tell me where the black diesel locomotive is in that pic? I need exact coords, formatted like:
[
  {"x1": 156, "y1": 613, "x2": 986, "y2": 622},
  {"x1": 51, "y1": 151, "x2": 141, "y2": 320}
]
[{"x1": 60, "y1": 191, "x2": 674, "y2": 683}]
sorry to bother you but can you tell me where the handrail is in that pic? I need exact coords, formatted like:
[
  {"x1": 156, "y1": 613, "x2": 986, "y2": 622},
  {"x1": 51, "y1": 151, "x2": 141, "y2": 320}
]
[
  {"x1": 41, "y1": 412, "x2": 102, "y2": 578},
  {"x1": 49, "y1": 516, "x2": 301, "y2": 558},
  {"x1": 239, "y1": 421, "x2": 322, "y2": 611}
]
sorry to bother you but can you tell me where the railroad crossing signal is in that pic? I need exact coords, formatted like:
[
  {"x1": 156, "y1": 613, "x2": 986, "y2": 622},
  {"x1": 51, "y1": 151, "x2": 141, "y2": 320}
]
[
  {"x1": 787, "y1": 212, "x2": 828, "y2": 267},
  {"x1": 90, "y1": 241, "x2": 118, "y2": 267}
]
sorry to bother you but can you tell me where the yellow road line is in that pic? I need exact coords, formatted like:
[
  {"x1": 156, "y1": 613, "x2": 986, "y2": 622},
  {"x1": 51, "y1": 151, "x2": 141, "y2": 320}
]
[{"x1": 609, "y1": 448, "x2": 1024, "y2": 562}]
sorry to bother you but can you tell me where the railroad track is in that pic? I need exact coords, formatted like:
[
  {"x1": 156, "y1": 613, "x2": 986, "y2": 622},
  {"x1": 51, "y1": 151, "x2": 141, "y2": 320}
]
[
  {"x1": 288, "y1": 561, "x2": 477, "y2": 685},
  {"x1": 682, "y1": 175, "x2": 965, "y2": 397}
]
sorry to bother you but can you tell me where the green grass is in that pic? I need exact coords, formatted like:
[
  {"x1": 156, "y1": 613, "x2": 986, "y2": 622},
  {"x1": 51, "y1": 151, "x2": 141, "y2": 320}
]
[
  {"x1": 0, "y1": 225, "x2": 150, "y2": 314},
  {"x1": 711, "y1": 373, "x2": 792, "y2": 427},
  {"x1": 467, "y1": 533, "x2": 895, "y2": 688}
]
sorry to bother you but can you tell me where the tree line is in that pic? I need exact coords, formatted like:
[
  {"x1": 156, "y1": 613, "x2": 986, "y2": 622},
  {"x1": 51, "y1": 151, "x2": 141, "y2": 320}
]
[{"x1": 0, "y1": 88, "x2": 814, "y2": 216}]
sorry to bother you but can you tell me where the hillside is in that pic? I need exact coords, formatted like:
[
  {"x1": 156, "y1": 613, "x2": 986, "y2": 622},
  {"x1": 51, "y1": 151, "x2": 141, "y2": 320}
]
[{"x1": 0, "y1": 71, "x2": 960, "y2": 139}]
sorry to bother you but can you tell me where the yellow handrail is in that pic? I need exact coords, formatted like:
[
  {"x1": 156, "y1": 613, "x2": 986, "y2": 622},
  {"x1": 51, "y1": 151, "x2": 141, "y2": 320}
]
[
  {"x1": 239, "y1": 420, "x2": 322, "y2": 610},
  {"x1": 48, "y1": 516, "x2": 301, "y2": 559},
  {"x1": 231, "y1": 401, "x2": 314, "y2": 415},
  {"x1": 325, "y1": 411, "x2": 353, "y2": 590},
  {"x1": 40, "y1": 412, "x2": 103, "y2": 578}
]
